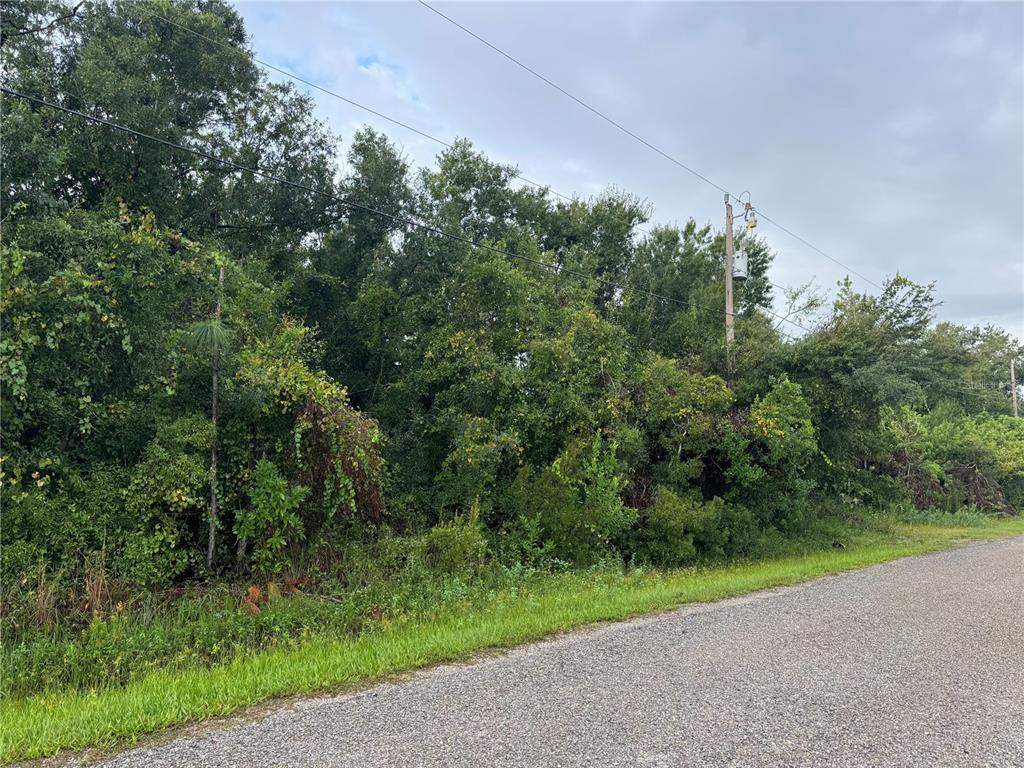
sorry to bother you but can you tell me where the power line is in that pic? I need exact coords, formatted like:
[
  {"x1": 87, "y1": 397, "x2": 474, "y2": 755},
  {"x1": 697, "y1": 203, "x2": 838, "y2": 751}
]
[
  {"x1": 137, "y1": 4, "x2": 573, "y2": 203},
  {"x1": 3, "y1": 86, "x2": 805, "y2": 339},
  {"x1": 417, "y1": 0, "x2": 892, "y2": 293},
  {"x1": 134, "y1": 4, "x2": 823, "y2": 331},
  {"x1": 756, "y1": 212, "x2": 881, "y2": 290},
  {"x1": 145, "y1": 1, "x2": 781, "y2": 265},
  {"x1": 132, "y1": 5, "x2": 811, "y2": 333},
  {"x1": 0, "y1": 89, "x2": 596, "y2": 288},
  {"x1": 417, "y1": 0, "x2": 729, "y2": 197}
]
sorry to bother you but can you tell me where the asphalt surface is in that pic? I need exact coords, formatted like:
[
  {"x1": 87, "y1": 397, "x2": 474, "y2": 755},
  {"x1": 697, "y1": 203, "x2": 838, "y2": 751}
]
[{"x1": 94, "y1": 537, "x2": 1024, "y2": 768}]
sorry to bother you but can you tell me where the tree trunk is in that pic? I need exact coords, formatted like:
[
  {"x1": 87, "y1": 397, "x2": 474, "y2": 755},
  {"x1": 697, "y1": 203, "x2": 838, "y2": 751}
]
[{"x1": 207, "y1": 265, "x2": 224, "y2": 571}]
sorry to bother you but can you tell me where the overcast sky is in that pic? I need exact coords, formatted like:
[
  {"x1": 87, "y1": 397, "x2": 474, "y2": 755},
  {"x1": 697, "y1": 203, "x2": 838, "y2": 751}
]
[{"x1": 235, "y1": 1, "x2": 1023, "y2": 339}]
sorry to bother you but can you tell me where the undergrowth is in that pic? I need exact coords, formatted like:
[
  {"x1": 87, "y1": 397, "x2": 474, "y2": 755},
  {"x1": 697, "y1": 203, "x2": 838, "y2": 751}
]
[{"x1": 1, "y1": 512, "x2": 1021, "y2": 763}]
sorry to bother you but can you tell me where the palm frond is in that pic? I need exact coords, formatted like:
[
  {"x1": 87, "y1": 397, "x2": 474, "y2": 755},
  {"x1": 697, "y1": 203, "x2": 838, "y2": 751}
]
[{"x1": 187, "y1": 319, "x2": 232, "y2": 353}]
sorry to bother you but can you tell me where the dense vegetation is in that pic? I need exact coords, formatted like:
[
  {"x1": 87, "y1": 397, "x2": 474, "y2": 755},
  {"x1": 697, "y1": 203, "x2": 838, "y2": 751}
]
[{"x1": 2, "y1": 0, "x2": 1022, "y2": 706}]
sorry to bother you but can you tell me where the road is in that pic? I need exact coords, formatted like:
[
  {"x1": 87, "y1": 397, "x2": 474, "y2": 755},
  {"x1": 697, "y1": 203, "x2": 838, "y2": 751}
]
[{"x1": 95, "y1": 537, "x2": 1024, "y2": 768}]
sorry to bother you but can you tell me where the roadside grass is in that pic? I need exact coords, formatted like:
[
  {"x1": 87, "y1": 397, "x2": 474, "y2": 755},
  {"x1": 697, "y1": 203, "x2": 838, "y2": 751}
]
[{"x1": 2, "y1": 516, "x2": 1022, "y2": 763}]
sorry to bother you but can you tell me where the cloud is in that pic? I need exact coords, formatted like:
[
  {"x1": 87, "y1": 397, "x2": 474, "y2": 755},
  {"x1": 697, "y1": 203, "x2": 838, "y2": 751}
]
[
  {"x1": 234, "y1": 1, "x2": 1023, "y2": 339},
  {"x1": 355, "y1": 53, "x2": 424, "y2": 108},
  {"x1": 948, "y1": 31, "x2": 985, "y2": 58}
]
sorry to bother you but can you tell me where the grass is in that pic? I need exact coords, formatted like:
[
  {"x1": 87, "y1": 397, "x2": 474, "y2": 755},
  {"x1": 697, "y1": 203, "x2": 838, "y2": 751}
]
[{"x1": 2, "y1": 516, "x2": 1022, "y2": 763}]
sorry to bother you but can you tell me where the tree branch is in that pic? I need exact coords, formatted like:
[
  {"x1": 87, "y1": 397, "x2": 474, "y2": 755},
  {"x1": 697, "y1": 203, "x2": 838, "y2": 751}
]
[{"x1": 1, "y1": 1, "x2": 85, "y2": 47}]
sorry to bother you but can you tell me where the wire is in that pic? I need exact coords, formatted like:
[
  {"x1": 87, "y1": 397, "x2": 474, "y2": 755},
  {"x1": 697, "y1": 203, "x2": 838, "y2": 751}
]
[
  {"x1": 756, "y1": 212, "x2": 881, "y2": 290},
  {"x1": 0, "y1": 88, "x2": 629, "y2": 289},
  {"x1": 137, "y1": 4, "x2": 574, "y2": 204},
  {"x1": 2, "y1": 86, "x2": 807, "y2": 339},
  {"x1": 131, "y1": 4, "x2": 820, "y2": 329},
  {"x1": 417, "y1": 0, "x2": 729, "y2": 197},
  {"x1": 4, "y1": 87, "x2": 780, "y2": 327},
  {"x1": 417, "y1": 0, "x2": 898, "y2": 293}
]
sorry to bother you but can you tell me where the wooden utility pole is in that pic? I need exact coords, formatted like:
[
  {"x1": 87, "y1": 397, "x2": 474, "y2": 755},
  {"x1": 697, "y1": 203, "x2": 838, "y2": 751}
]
[
  {"x1": 724, "y1": 194, "x2": 735, "y2": 381},
  {"x1": 1012, "y1": 357, "x2": 1019, "y2": 418}
]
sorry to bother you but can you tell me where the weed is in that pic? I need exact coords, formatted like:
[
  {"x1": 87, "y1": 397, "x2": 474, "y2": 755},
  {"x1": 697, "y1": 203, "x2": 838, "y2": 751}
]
[{"x1": 1, "y1": 516, "x2": 1021, "y2": 762}]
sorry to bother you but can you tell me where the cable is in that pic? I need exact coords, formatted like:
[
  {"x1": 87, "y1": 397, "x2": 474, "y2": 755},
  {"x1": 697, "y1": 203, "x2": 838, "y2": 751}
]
[
  {"x1": 0, "y1": 88, "x2": 625, "y2": 289},
  {"x1": 0, "y1": 88, "x2": 693, "y2": 316},
  {"x1": 756, "y1": 212, "x2": 881, "y2": 290},
  {"x1": 417, "y1": 0, "x2": 728, "y2": 196},
  {"x1": 417, "y1": 0, "x2": 898, "y2": 293},
  {"x1": 2, "y1": 86, "x2": 807, "y2": 339},
  {"x1": 131, "y1": 4, "x2": 822, "y2": 325},
  {"x1": 136, "y1": 4, "x2": 574, "y2": 204}
]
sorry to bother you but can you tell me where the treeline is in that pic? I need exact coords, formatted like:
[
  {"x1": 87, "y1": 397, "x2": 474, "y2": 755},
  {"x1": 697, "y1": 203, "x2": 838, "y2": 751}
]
[{"x1": 2, "y1": 0, "x2": 1021, "y2": 624}]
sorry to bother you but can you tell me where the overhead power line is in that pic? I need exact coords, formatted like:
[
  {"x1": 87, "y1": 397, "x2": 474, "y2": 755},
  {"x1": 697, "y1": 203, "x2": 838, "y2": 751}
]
[
  {"x1": 416, "y1": 0, "x2": 728, "y2": 197},
  {"x1": 134, "y1": 5, "x2": 806, "y2": 333},
  {"x1": 138, "y1": 5, "x2": 573, "y2": 203},
  {"x1": 135, "y1": 5, "x2": 807, "y2": 329},
  {"x1": 0, "y1": 89, "x2": 600, "y2": 289},
  {"x1": 417, "y1": 0, "x2": 889, "y2": 292},
  {"x1": 128, "y1": 6, "x2": 808, "y2": 326},
  {"x1": 755, "y1": 212, "x2": 880, "y2": 290},
  {"x1": 2, "y1": 86, "x2": 804, "y2": 339}
]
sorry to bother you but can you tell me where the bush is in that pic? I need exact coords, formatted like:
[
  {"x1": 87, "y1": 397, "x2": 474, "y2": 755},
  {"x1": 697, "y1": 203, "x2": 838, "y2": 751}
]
[
  {"x1": 237, "y1": 322, "x2": 386, "y2": 531},
  {"x1": 634, "y1": 488, "x2": 701, "y2": 566},
  {"x1": 881, "y1": 405, "x2": 1023, "y2": 515},
  {"x1": 416, "y1": 502, "x2": 488, "y2": 577},
  {"x1": 721, "y1": 377, "x2": 818, "y2": 533},
  {"x1": 631, "y1": 487, "x2": 756, "y2": 567},
  {"x1": 236, "y1": 460, "x2": 308, "y2": 576},
  {"x1": 1, "y1": 464, "x2": 131, "y2": 582},
  {"x1": 496, "y1": 508, "x2": 555, "y2": 567},
  {"x1": 711, "y1": 501, "x2": 758, "y2": 556},
  {"x1": 115, "y1": 528, "x2": 188, "y2": 590},
  {"x1": 120, "y1": 417, "x2": 213, "y2": 587},
  {"x1": 509, "y1": 436, "x2": 636, "y2": 568}
]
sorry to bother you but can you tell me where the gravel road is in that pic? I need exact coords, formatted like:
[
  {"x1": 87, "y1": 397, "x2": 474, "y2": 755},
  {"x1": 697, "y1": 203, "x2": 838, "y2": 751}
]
[{"x1": 94, "y1": 537, "x2": 1024, "y2": 768}]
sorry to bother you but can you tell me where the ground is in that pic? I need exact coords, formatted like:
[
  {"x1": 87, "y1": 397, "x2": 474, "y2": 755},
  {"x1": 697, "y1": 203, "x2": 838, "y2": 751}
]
[{"x1": 76, "y1": 536, "x2": 1023, "y2": 768}]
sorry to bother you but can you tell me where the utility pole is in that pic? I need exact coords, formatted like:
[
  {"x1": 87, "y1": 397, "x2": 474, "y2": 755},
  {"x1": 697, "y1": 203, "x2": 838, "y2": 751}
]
[
  {"x1": 724, "y1": 193, "x2": 735, "y2": 382},
  {"x1": 1012, "y1": 356, "x2": 1019, "y2": 418}
]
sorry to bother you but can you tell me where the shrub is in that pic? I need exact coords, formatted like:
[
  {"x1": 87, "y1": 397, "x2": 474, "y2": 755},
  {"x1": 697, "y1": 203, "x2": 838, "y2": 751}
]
[
  {"x1": 748, "y1": 376, "x2": 817, "y2": 466},
  {"x1": 416, "y1": 501, "x2": 488, "y2": 577},
  {"x1": 1, "y1": 464, "x2": 131, "y2": 582},
  {"x1": 509, "y1": 466, "x2": 586, "y2": 563},
  {"x1": 435, "y1": 414, "x2": 521, "y2": 518},
  {"x1": 880, "y1": 405, "x2": 1023, "y2": 515},
  {"x1": 497, "y1": 507, "x2": 555, "y2": 567},
  {"x1": 724, "y1": 377, "x2": 818, "y2": 532},
  {"x1": 115, "y1": 528, "x2": 188, "y2": 590},
  {"x1": 509, "y1": 436, "x2": 634, "y2": 566},
  {"x1": 106, "y1": 416, "x2": 215, "y2": 588},
  {"x1": 632, "y1": 487, "x2": 756, "y2": 567},
  {"x1": 237, "y1": 322, "x2": 386, "y2": 536},
  {"x1": 236, "y1": 460, "x2": 309, "y2": 576},
  {"x1": 710, "y1": 501, "x2": 758, "y2": 556},
  {"x1": 635, "y1": 487, "x2": 701, "y2": 566}
]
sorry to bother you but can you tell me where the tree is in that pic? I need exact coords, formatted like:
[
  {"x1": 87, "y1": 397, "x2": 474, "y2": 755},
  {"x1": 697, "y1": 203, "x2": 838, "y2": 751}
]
[{"x1": 188, "y1": 260, "x2": 230, "y2": 569}]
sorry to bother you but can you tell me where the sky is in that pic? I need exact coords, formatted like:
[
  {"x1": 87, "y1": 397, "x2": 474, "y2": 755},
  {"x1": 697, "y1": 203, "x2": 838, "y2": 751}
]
[{"x1": 234, "y1": 1, "x2": 1024, "y2": 339}]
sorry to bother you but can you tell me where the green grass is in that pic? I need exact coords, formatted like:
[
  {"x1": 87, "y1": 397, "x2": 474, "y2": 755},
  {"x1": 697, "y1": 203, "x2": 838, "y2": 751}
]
[{"x1": 3, "y1": 517, "x2": 1022, "y2": 763}]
